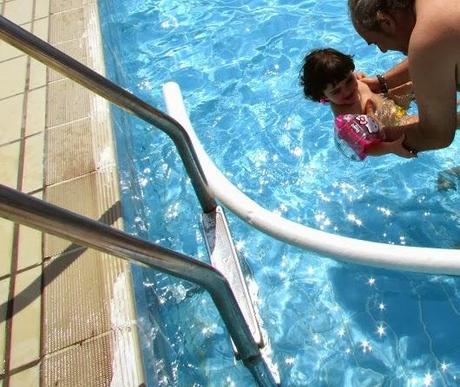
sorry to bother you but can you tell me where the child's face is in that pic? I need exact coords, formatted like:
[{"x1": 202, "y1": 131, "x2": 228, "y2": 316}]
[{"x1": 323, "y1": 72, "x2": 359, "y2": 105}]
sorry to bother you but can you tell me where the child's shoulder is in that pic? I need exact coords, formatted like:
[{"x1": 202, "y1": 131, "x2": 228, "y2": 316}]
[{"x1": 357, "y1": 79, "x2": 373, "y2": 94}]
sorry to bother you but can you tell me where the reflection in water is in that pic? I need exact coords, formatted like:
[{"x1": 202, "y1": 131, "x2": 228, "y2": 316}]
[{"x1": 437, "y1": 166, "x2": 460, "y2": 191}]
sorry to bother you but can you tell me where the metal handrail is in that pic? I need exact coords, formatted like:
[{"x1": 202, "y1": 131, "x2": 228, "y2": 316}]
[
  {"x1": 0, "y1": 184, "x2": 276, "y2": 386},
  {"x1": 0, "y1": 15, "x2": 216, "y2": 213}
]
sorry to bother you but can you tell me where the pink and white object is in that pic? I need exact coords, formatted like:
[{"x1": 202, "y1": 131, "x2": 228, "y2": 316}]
[{"x1": 334, "y1": 114, "x2": 382, "y2": 160}]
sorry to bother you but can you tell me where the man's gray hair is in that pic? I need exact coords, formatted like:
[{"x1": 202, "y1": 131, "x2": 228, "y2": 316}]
[{"x1": 348, "y1": 0, "x2": 413, "y2": 30}]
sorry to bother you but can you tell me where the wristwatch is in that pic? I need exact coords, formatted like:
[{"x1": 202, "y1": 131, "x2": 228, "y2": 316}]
[
  {"x1": 402, "y1": 141, "x2": 418, "y2": 157},
  {"x1": 376, "y1": 74, "x2": 389, "y2": 93}
]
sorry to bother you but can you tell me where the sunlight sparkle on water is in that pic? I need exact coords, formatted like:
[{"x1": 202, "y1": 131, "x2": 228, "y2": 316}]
[
  {"x1": 423, "y1": 372, "x2": 433, "y2": 386},
  {"x1": 165, "y1": 202, "x2": 180, "y2": 219},
  {"x1": 376, "y1": 324, "x2": 386, "y2": 338},
  {"x1": 440, "y1": 362, "x2": 448, "y2": 372},
  {"x1": 317, "y1": 191, "x2": 331, "y2": 202},
  {"x1": 360, "y1": 340, "x2": 372, "y2": 353},
  {"x1": 377, "y1": 206, "x2": 392, "y2": 216},
  {"x1": 291, "y1": 146, "x2": 303, "y2": 157},
  {"x1": 235, "y1": 240, "x2": 245, "y2": 252},
  {"x1": 347, "y1": 213, "x2": 362, "y2": 226}
]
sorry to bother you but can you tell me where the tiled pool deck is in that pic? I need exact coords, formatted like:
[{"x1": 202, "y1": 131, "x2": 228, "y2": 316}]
[{"x1": 0, "y1": 0, "x2": 144, "y2": 385}]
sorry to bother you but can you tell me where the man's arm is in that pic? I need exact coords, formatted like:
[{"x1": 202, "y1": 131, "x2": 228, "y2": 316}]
[
  {"x1": 383, "y1": 32, "x2": 457, "y2": 153},
  {"x1": 361, "y1": 58, "x2": 411, "y2": 93},
  {"x1": 366, "y1": 134, "x2": 415, "y2": 158}
]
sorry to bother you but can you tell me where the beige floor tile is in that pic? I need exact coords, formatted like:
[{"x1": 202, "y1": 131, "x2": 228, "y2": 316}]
[
  {"x1": 32, "y1": 16, "x2": 48, "y2": 41},
  {"x1": 0, "y1": 40, "x2": 24, "y2": 63},
  {"x1": 49, "y1": 8, "x2": 85, "y2": 44},
  {"x1": 42, "y1": 327, "x2": 143, "y2": 386},
  {"x1": 10, "y1": 266, "x2": 41, "y2": 370},
  {"x1": 0, "y1": 218, "x2": 14, "y2": 277},
  {"x1": 42, "y1": 333, "x2": 113, "y2": 386},
  {"x1": 43, "y1": 174, "x2": 99, "y2": 258},
  {"x1": 28, "y1": 18, "x2": 49, "y2": 90},
  {"x1": 0, "y1": 57, "x2": 27, "y2": 99},
  {"x1": 48, "y1": 39, "x2": 88, "y2": 83},
  {"x1": 35, "y1": 0, "x2": 50, "y2": 21},
  {"x1": 43, "y1": 248, "x2": 111, "y2": 353},
  {"x1": 50, "y1": 0, "x2": 83, "y2": 14},
  {"x1": 45, "y1": 118, "x2": 95, "y2": 185},
  {"x1": 0, "y1": 141, "x2": 20, "y2": 189},
  {"x1": 25, "y1": 86, "x2": 46, "y2": 137},
  {"x1": 0, "y1": 278, "x2": 10, "y2": 376},
  {"x1": 22, "y1": 132, "x2": 44, "y2": 193},
  {"x1": 47, "y1": 79, "x2": 90, "y2": 128},
  {"x1": 29, "y1": 59, "x2": 47, "y2": 90},
  {"x1": 0, "y1": 94, "x2": 24, "y2": 145},
  {"x1": 17, "y1": 191, "x2": 43, "y2": 271},
  {"x1": 9, "y1": 364, "x2": 39, "y2": 387},
  {"x1": 0, "y1": 22, "x2": 30, "y2": 61},
  {"x1": 4, "y1": 0, "x2": 34, "y2": 25},
  {"x1": 17, "y1": 225, "x2": 42, "y2": 271}
]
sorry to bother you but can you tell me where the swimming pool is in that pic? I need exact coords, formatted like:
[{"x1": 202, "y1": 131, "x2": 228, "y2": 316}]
[{"x1": 98, "y1": 0, "x2": 460, "y2": 385}]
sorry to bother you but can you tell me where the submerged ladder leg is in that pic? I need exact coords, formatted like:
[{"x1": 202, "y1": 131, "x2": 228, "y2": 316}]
[{"x1": 202, "y1": 206, "x2": 264, "y2": 354}]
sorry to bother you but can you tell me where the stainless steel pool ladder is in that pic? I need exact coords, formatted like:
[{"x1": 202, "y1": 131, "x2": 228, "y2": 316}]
[{"x1": 0, "y1": 15, "x2": 278, "y2": 387}]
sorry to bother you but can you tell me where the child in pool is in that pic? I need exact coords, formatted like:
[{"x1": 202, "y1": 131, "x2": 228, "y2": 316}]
[{"x1": 299, "y1": 48, "x2": 416, "y2": 157}]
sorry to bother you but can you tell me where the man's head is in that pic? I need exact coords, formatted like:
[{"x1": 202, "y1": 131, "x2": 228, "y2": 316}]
[{"x1": 348, "y1": 0, "x2": 416, "y2": 54}]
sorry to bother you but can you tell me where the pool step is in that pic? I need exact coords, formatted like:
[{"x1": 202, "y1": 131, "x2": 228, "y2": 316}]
[{"x1": 202, "y1": 206, "x2": 264, "y2": 354}]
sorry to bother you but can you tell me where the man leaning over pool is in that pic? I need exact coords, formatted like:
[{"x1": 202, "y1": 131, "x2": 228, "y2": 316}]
[{"x1": 348, "y1": 0, "x2": 460, "y2": 157}]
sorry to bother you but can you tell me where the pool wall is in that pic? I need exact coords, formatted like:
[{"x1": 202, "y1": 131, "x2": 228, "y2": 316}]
[{"x1": 0, "y1": 0, "x2": 144, "y2": 385}]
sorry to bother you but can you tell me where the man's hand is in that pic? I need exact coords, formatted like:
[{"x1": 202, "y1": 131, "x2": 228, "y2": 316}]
[
  {"x1": 386, "y1": 134, "x2": 417, "y2": 158},
  {"x1": 359, "y1": 76, "x2": 381, "y2": 93},
  {"x1": 354, "y1": 71, "x2": 367, "y2": 80}
]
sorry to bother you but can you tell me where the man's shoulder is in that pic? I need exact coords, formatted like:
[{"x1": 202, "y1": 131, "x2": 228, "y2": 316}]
[
  {"x1": 410, "y1": 13, "x2": 459, "y2": 62},
  {"x1": 414, "y1": 0, "x2": 460, "y2": 46}
]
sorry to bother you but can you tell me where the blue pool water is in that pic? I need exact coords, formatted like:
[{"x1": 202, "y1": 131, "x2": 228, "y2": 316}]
[{"x1": 98, "y1": 0, "x2": 460, "y2": 385}]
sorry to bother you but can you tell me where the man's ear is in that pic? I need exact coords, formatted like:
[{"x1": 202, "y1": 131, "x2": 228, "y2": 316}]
[{"x1": 376, "y1": 10, "x2": 396, "y2": 34}]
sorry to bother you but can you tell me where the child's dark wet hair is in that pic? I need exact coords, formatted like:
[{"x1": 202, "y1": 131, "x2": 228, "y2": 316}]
[{"x1": 299, "y1": 48, "x2": 355, "y2": 102}]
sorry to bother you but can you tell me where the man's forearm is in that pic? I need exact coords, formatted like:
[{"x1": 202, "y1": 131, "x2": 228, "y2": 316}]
[
  {"x1": 382, "y1": 59, "x2": 410, "y2": 90},
  {"x1": 384, "y1": 120, "x2": 453, "y2": 153},
  {"x1": 362, "y1": 59, "x2": 411, "y2": 93}
]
